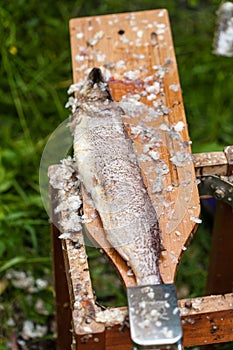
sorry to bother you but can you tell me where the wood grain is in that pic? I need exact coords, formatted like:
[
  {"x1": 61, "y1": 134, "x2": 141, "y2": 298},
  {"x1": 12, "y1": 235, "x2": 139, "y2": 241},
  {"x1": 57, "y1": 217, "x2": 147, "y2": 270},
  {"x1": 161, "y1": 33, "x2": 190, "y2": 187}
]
[
  {"x1": 50, "y1": 9, "x2": 233, "y2": 350},
  {"x1": 69, "y1": 9, "x2": 200, "y2": 285},
  {"x1": 96, "y1": 293, "x2": 233, "y2": 348}
]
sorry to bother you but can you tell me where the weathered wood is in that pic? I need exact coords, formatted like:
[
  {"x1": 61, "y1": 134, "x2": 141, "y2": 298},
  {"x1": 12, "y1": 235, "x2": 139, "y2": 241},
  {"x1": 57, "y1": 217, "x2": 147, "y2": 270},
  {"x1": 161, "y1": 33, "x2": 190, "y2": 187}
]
[
  {"x1": 49, "y1": 164, "x2": 106, "y2": 349},
  {"x1": 193, "y1": 148, "x2": 233, "y2": 177},
  {"x1": 180, "y1": 293, "x2": 233, "y2": 347},
  {"x1": 69, "y1": 9, "x2": 200, "y2": 285},
  {"x1": 193, "y1": 152, "x2": 228, "y2": 176},
  {"x1": 224, "y1": 145, "x2": 233, "y2": 176},
  {"x1": 49, "y1": 9, "x2": 233, "y2": 350},
  {"x1": 50, "y1": 189, "x2": 73, "y2": 350},
  {"x1": 206, "y1": 201, "x2": 233, "y2": 295},
  {"x1": 50, "y1": 172, "x2": 233, "y2": 348},
  {"x1": 101, "y1": 294, "x2": 233, "y2": 348}
]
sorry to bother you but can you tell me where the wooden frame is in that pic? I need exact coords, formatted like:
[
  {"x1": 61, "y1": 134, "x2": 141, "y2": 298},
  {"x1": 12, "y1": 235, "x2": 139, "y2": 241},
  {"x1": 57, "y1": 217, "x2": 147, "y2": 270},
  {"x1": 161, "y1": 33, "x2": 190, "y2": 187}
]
[
  {"x1": 49, "y1": 9, "x2": 233, "y2": 349},
  {"x1": 50, "y1": 195, "x2": 233, "y2": 349},
  {"x1": 50, "y1": 158, "x2": 233, "y2": 348}
]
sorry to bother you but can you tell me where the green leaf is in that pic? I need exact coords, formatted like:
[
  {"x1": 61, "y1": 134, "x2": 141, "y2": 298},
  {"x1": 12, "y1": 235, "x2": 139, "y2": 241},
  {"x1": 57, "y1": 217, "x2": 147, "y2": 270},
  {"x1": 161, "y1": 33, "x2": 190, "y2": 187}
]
[
  {"x1": 0, "y1": 180, "x2": 12, "y2": 193},
  {"x1": 0, "y1": 256, "x2": 25, "y2": 273}
]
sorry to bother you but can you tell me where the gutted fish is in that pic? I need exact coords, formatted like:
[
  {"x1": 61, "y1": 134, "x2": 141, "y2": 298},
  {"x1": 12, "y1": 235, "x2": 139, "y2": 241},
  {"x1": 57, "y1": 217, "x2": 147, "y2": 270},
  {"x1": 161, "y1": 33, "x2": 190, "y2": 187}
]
[{"x1": 70, "y1": 68, "x2": 162, "y2": 285}]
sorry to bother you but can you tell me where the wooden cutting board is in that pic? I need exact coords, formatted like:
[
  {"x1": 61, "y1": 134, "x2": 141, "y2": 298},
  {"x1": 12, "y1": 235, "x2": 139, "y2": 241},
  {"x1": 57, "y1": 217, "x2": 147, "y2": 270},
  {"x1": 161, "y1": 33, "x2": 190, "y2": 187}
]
[{"x1": 69, "y1": 9, "x2": 200, "y2": 285}]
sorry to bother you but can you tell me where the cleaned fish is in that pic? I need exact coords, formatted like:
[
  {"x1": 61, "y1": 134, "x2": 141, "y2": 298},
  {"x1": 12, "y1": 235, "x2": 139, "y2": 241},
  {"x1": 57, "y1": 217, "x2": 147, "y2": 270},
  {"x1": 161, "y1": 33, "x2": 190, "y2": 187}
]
[{"x1": 70, "y1": 67, "x2": 162, "y2": 285}]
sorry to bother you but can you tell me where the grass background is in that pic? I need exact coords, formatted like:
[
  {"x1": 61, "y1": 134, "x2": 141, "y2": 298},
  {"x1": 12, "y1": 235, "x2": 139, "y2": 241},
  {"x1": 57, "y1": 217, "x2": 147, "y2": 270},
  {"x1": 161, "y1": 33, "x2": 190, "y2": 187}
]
[{"x1": 0, "y1": 0, "x2": 232, "y2": 349}]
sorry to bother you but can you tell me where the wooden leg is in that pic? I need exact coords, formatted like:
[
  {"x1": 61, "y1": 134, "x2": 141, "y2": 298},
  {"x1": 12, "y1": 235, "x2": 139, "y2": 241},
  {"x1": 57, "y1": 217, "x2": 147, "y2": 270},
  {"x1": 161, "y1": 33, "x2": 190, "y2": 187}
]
[
  {"x1": 51, "y1": 222, "x2": 72, "y2": 350},
  {"x1": 206, "y1": 201, "x2": 233, "y2": 295}
]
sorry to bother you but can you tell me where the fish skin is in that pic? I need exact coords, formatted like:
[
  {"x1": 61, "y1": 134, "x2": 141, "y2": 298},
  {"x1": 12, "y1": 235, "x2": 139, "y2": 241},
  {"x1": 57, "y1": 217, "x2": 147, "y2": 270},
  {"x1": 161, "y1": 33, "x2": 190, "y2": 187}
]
[{"x1": 71, "y1": 68, "x2": 162, "y2": 285}]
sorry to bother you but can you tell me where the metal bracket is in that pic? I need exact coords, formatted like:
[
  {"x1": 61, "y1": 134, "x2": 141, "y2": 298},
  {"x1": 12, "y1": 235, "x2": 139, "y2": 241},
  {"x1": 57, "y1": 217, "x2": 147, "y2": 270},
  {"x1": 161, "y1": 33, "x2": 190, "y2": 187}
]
[
  {"x1": 198, "y1": 174, "x2": 233, "y2": 208},
  {"x1": 127, "y1": 284, "x2": 183, "y2": 350}
]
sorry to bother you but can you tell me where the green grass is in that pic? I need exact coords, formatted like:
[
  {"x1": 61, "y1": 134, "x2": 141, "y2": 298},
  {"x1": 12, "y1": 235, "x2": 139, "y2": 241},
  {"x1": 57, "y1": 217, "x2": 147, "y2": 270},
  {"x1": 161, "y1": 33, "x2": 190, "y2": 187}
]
[{"x1": 0, "y1": 0, "x2": 233, "y2": 348}]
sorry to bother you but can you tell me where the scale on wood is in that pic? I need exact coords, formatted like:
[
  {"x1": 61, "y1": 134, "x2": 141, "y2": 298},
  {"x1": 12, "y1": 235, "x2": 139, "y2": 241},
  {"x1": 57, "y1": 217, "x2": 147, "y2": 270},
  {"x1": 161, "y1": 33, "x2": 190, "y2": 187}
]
[{"x1": 45, "y1": 8, "x2": 233, "y2": 350}]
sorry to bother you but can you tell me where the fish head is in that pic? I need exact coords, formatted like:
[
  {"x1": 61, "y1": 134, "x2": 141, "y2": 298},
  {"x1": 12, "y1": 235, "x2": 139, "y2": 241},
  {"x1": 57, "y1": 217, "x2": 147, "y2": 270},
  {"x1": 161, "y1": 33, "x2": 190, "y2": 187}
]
[{"x1": 79, "y1": 67, "x2": 113, "y2": 102}]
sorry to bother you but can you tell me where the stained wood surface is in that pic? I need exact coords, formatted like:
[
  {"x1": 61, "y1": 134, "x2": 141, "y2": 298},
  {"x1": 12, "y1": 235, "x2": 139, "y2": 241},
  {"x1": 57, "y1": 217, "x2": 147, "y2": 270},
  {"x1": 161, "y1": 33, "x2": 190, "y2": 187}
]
[
  {"x1": 180, "y1": 293, "x2": 233, "y2": 347},
  {"x1": 50, "y1": 180, "x2": 233, "y2": 348},
  {"x1": 50, "y1": 187, "x2": 73, "y2": 350},
  {"x1": 49, "y1": 10, "x2": 233, "y2": 350},
  {"x1": 193, "y1": 151, "x2": 228, "y2": 176},
  {"x1": 206, "y1": 201, "x2": 233, "y2": 295},
  {"x1": 69, "y1": 9, "x2": 200, "y2": 285},
  {"x1": 76, "y1": 293, "x2": 233, "y2": 348},
  {"x1": 102, "y1": 293, "x2": 233, "y2": 348}
]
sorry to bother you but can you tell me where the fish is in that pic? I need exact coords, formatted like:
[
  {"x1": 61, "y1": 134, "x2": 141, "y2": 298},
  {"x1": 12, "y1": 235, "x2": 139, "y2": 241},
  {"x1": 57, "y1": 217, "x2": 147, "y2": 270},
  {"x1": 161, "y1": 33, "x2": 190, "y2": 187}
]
[{"x1": 70, "y1": 67, "x2": 162, "y2": 285}]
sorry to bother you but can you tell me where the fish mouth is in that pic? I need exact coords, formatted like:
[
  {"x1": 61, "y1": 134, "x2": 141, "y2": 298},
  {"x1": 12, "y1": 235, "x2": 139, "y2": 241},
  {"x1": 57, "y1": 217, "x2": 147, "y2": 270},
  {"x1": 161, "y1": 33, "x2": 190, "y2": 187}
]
[
  {"x1": 83, "y1": 67, "x2": 112, "y2": 101},
  {"x1": 88, "y1": 67, "x2": 105, "y2": 84}
]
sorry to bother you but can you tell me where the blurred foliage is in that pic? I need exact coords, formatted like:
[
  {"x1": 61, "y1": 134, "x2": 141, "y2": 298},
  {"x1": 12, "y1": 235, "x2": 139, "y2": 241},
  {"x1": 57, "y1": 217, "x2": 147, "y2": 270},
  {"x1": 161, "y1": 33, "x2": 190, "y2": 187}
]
[{"x1": 0, "y1": 0, "x2": 232, "y2": 348}]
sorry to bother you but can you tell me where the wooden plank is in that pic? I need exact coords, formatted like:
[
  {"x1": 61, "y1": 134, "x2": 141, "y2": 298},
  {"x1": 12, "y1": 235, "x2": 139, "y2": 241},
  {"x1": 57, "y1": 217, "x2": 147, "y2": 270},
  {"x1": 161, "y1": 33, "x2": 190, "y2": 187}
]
[
  {"x1": 206, "y1": 201, "x2": 233, "y2": 295},
  {"x1": 180, "y1": 293, "x2": 233, "y2": 347},
  {"x1": 193, "y1": 151, "x2": 228, "y2": 176},
  {"x1": 74, "y1": 293, "x2": 233, "y2": 348},
  {"x1": 103, "y1": 294, "x2": 233, "y2": 348},
  {"x1": 105, "y1": 326, "x2": 131, "y2": 350},
  {"x1": 48, "y1": 165, "x2": 106, "y2": 349},
  {"x1": 50, "y1": 188, "x2": 73, "y2": 350},
  {"x1": 49, "y1": 9, "x2": 233, "y2": 350},
  {"x1": 224, "y1": 145, "x2": 233, "y2": 175},
  {"x1": 69, "y1": 9, "x2": 200, "y2": 285},
  {"x1": 49, "y1": 165, "x2": 233, "y2": 348}
]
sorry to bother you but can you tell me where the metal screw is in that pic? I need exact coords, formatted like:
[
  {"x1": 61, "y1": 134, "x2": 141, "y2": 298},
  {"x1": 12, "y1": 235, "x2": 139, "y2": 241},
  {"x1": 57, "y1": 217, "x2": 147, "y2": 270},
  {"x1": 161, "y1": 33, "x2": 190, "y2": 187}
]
[{"x1": 214, "y1": 188, "x2": 225, "y2": 199}]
